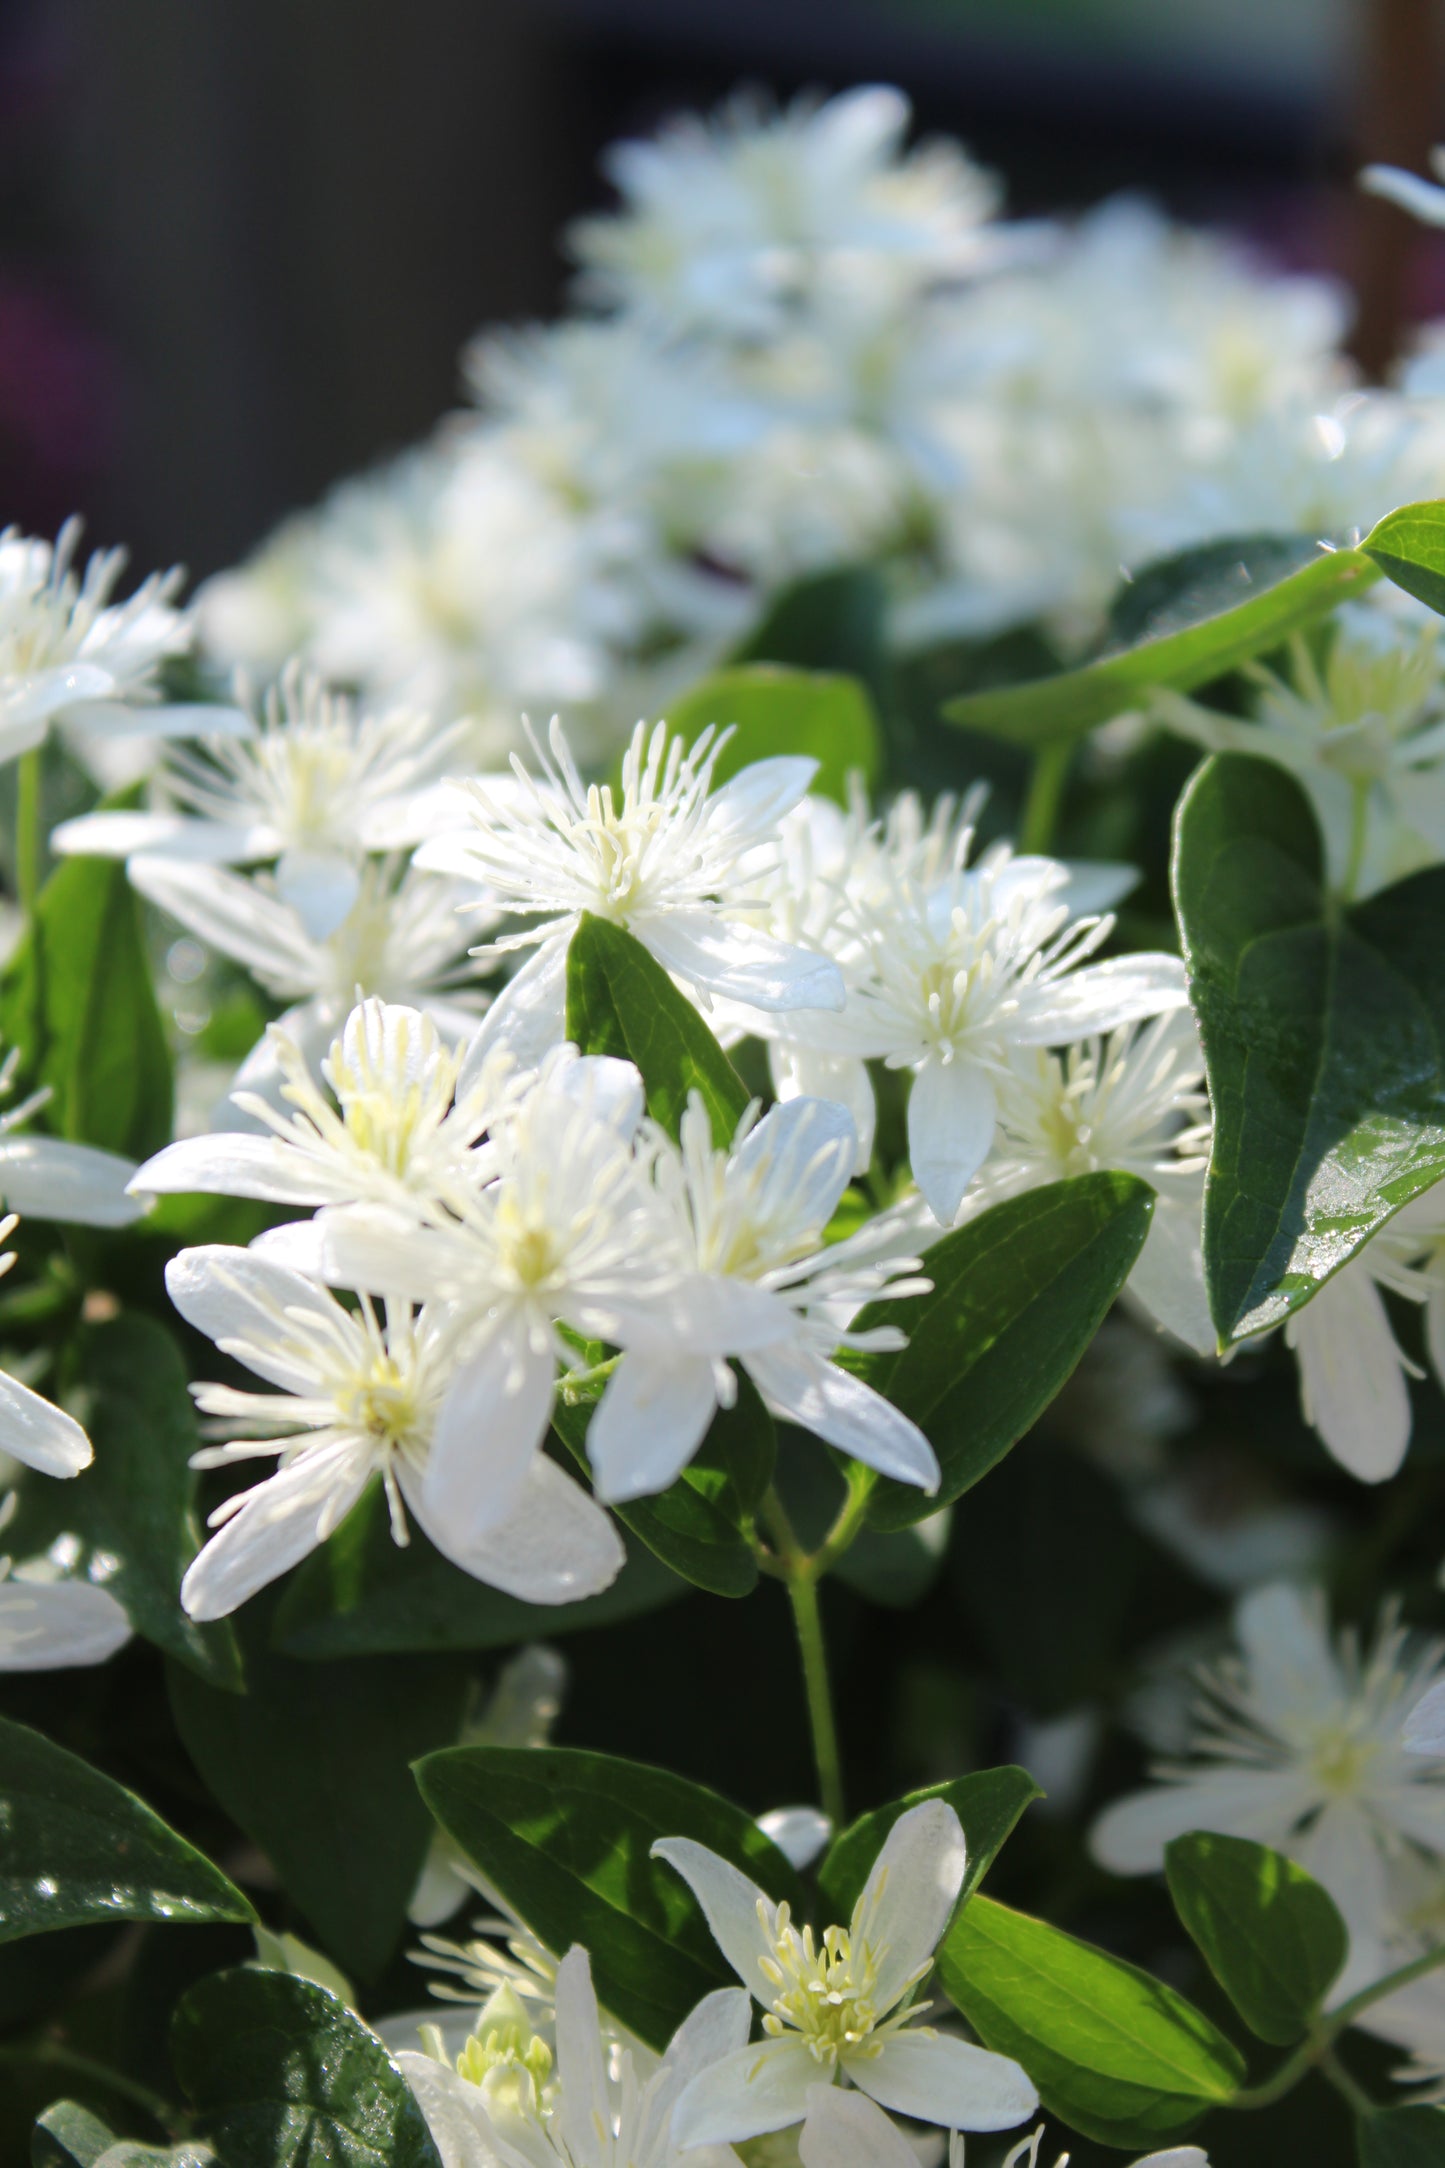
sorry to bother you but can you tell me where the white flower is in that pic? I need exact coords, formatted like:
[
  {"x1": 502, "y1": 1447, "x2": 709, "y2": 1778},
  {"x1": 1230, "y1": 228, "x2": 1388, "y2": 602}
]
[
  {"x1": 0, "y1": 518, "x2": 243, "y2": 763},
  {"x1": 1361, "y1": 150, "x2": 1445, "y2": 227},
  {"x1": 52, "y1": 663, "x2": 474, "y2": 940},
  {"x1": 1090, "y1": 1582, "x2": 1445, "y2": 2001},
  {"x1": 655, "y1": 1800, "x2": 1037, "y2": 2148},
  {"x1": 0, "y1": 1495, "x2": 131, "y2": 1670},
  {"x1": 1153, "y1": 605, "x2": 1445, "y2": 898},
  {"x1": 318, "y1": 1049, "x2": 679, "y2": 1547},
  {"x1": 127, "y1": 855, "x2": 489, "y2": 1124},
  {"x1": 164, "y1": 1245, "x2": 623, "y2": 1621},
  {"x1": 777, "y1": 801, "x2": 1187, "y2": 1223},
  {"x1": 589, "y1": 1094, "x2": 938, "y2": 1503},
  {"x1": 417, "y1": 716, "x2": 844, "y2": 1074},
  {"x1": 568, "y1": 85, "x2": 1004, "y2": 340},
  {"x1": 131, "y1": 999, "x2": 509, "y2": 1221},
  {"x1": 400, "y1": 1943, "x2": 750, "y2": 2168},
  {"x1": 949, "y1": 2135, "x2": 1206, "y2": 2168},
  {"x1": 966, "y1": 1016, "x2": 1213, "y2": 1355}
]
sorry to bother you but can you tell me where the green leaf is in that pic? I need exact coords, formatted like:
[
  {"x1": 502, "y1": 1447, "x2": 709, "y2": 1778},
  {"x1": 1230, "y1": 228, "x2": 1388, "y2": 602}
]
[
  {"x1": 31, "y1": 2102, "x2": 120, "y2": 2168},
  {"x1": 816, "y1": 1766, "x2": 1041, "y2": 1922},
  {"x1": 942, "y1": 540, "x2": 1378, "y2": 746},
  {"x1": 1173, "y1": 751, "x2": 1445, "y2": 1340},
  {"x1": 565, "y1": 913, "x2": 749, "y2": 1144},
  {"x1": 0, "y1": 825, "x2": 172, "y2": 1157},
  {"x1": 667, "y1": 665, "x2": 881, "y2": 805},
  {"x1": 272, "y1": 1481, "x2": 688, "y2": 1657},
  {"x1": 938, "y1": 1894, "x2": 1246, "y2": 2149},
  {"x1": 414, "y1": 1746, "x2": 805, "y2": 2052},
  {"x1": 1165, "y1": 1830, "x2": 1347, "y2": 2044},
  {"x1": 1363, "y1": 499, "x2": 1445, "y2": 616},
  {"x1": 734, "y1": 565, "x2": 889, "y2": 699},
  {"x1": 551, "y1": 1401, "x2": 760, "y2": 1600},
  {"x1": 852, "y1": 1174, "x2": 1154, "y2": 1530},
  {"x1": 168, "y1": 1634, "x2": 470, "y2": 1981},
  {"x1": 5, "y1": 1316, "x2": 240, "y2": 1688},
  {"x1": 172, "y1": 1968, "x2": 442, "y2": 2168},
  {"x1": 1359, "y1": 2106, "x2": 1445, "y2": 2165},
  {"x1": 0, "y1": 1713, "x2": 253, "y2": 1944}
]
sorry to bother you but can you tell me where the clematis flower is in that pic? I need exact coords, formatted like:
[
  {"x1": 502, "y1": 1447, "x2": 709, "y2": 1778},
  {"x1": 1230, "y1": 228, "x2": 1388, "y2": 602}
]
[
  {"x1": 165, "y1": 1245, "x2": 624, "y2": 1621},
  {"x1": 400, "y1": 1943, "x2": 749, "y2": 2168},
  {"x1": 0, "y1": 1495, "x2": 131, "y2": 1670},
  {"x1": 52, "y1": 662, "x2": 474, "y2": 939},
  {"x1": 589, "y1": 1093, "x2": 938, "y2": 1503},
  {"x1": 130, "y1": 999, "x2": 513, "y2": 1223},
  {"x1": 654, "y1": 1799, "x2": 1037, "y2": 2148},
  {"x1": 0, "y1": 518, "x2": 245, "y2": 765},
  {"x1": 1090, "y1": 1582, "x2": 1445, "y2": 2002},
  {"x1": 948, "y1": 2133, "x2": 1207, "y2": 2168},
  {"x1": 415, "y1": 716, "x2": 845, "y2": 1073},
  {"x1": 777, "y1": 801, "x2": 1187, "y2": 1224}
]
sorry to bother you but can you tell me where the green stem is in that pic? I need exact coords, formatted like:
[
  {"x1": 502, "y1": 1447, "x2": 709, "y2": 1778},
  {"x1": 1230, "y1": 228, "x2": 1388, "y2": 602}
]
[
  {"x1": 786, "y1": 1569, "x2": 845, "y2": 1830},
  {"x1": 1319, "y1": 2046, "x2": 1376, "y2": 2118},
  {"x1": 1019, "y1": 741, "x2": 1071, "y2": 857},
  {"x1": 1230, "y1": 1937, "x2": 1445, "y2": 2111},
  {"x1": 0, "y1": 2040, "x2": 181, "y2": 2128},
  {"x1": 1340, "y1": 777, "x2": 1370, "y2": 905},
  {"x1": 15, "y1": 746, "x2": 42, "y2": 912}
]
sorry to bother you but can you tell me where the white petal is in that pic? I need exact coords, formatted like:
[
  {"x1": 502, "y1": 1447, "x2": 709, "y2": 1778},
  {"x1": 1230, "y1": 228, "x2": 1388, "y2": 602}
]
[
  {"x1": 1295, "y1": 1802, "x2": 1392, "y2": 2003},
  {"x1": 799, "y1": 2084, "x2": 918, "y2": 2168},
  {"x1": 1232, "y1": 1584, "x2": 1343, "y2": 1733},
  {"x1": 771, "y1": 1044, "x2": 877, "y2": 1173},
  {"x1": 554, "y1": 1948, "x2": 611, "y2": 2168},
  {"x1": 76, "y1": 700, "x2": 252, "y2": 740},
  {"x1": 394, "y1": 2052, "x2": 506, "y2": 2168},
  {"x1": 1405, "y1": 1680, "x2": 1445, "y2": 1755},
  {"x1": 1056, "y1": 860, "x2": 1140, "y2": 916},
  {"x1": 704, "y1": 757, "x2": 818, "y2": 844},
  {"x1": 907, "y1": 1058, "x2": 996, "y2": 1225},
  {"x1": 457, "y1": 935, "x2": 571, "y2": 1089},
  {"x1": 639, "y1": 909, "x2": 845, "y2": 1015},
  {"x1": 1360, "y1": 163, "x2": 1445, "y2": 226},
  {"x1": 164, "y1": 1245, "x2": 346, "y2": 1394},
  {"x1": 1285, "y1": 1270, "x2": 1412, "y2": 1482},
  {"x1": 1130, "y1": 2153, "x2": 1209, "y2": 2167},
  {"x1": 852, "y1": 1800, "x2": 966, "y2": 2012},
  {"x1": 756, "y1": 1807, "x2": 833, "y2": 1873},
  {"x1": 1089, "y1": 1770, "x2": 1318, "y2": 1874},
  {"x1": 180, "y1": 1438, "x2": 373, "y2": 1621},
  {"x1": 1126, "y1": 1190, "x2": 1214, "y2": 1356},
  {"x1": 129, "y1": 857, "x2": 317, "y2": 991},
  {"x1": 587, "y1": 1353, "x2": 721, "y2": 1503},
  {"x1": 0, "y1": 1580, "x2": 131, "y2": 1670},
  {"x1": 0, "y1": 1367, "x2": 92, "y2": 1476},
  {"x1": 50, "y1": 809, "x2": 250, "y2": 862},
  {"x1": 131, "y1": 1132, "x2": 349, "y2": 1207},
  {"x1": 671, "y1": 2035, "x2": 819, "y2": 2147},
  {"x1": 734, "y1": 1097, "x2": 856, "y2": 1233},
  {"x1": 852, "y1": 2032, "x2": 1037, "y2": 2133},
  {"x1": 650, "y1": 1837, "x2": 777, "y2": 1997},
  {"x1": 656, "y1": 1987, "x2": 754, "y2": 2122},
  {"x1": 406, "y1": 1455, "x2": 624, "y2": 1603},
  {"x1": 423, "y1": 1322, "x2": 555, "y2": 1544},
  {"x1": 547, "y1": 1050, "x2": 645, "y2": 1138},
  {"x1": 275, "y1": 847, "x2": 363, "y2": 941},
  {"x1": 0, "y1": 1137, "x2": 147, "y2": 1227},
  {"x1": 1011, "y1": 954, "x2": 1189, "y2": 1043},
  {"x1": 744, "y1": 1342, "x2": 940, "y2": 1492}
]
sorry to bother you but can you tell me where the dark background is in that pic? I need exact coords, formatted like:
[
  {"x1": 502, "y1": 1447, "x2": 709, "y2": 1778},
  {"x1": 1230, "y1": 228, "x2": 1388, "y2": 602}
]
[{"x1": 2, "y1": 0, "x2": 1445, "y2": 584}]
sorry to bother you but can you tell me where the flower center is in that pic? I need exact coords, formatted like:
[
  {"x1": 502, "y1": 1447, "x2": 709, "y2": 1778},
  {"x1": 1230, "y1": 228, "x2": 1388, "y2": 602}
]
[
  {"x1": 337, "y1": 1353, "x2": 419, "y2": 1449},
  {"x1": 757, "y1": 1905, "x2": 883, "y2": 2065},
  {"x1": 1307, "y1": 1725, "x2": 1379, "y2": 1798}
]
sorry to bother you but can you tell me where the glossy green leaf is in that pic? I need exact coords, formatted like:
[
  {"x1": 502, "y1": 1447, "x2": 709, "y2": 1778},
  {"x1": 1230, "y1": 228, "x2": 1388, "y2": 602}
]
[
  {"x1": 942, "y1": 540, "x2": 1377, "y2": 746},
  {"x1": 1173, "y1": 752, "x2": 1445, "y2": 1340},
  {"x1": 667, "y1": 664, "x2": 881, "y2": 805},
  {"x1": 816, "y1": 1766, "x2": 1041, "y2": 1921},
  {"x1": 852, "y1": 1173, "x2": 1154, "y2": 1530},
  {"x1": 1165, "y1": 1830, "x2": 1347, "y2": 2044},
  {"x1": 939, "y1": 1894, "x2": 1246, "y2": 2148},
  {"x1": 0, "y1": 1714, "x2": 253, "y2": 1945},
  {"x1": 414, "y1": 1746, "x2": 805, "y2": 2052},
  {"x1": 734, "y1": 565, "x2": 889, "y2": 700},
  {"x1": 168, "y1": 1634, "x2": 470, "y2": 1980},
  {"x1": 1363, "y1": 499, "x2": 1445, "y2": 617},
  {"x1": 1359, "y1": 2106, "x2": 1445, "y2": 2165},
  {"x1": 273, "y1": 1481, "x2": 687, "y2": 1657},
  {"x1": 565, "y1": 913, "x2": 749, "y2": 1144},
  {"x1": 172, "y1": 1968, "x2": 442, "y2": 2168},
  {"x1": 551, "y1": 1399, "x2": 761, "y2": 1600},
  {"x1": 5, "y1": 1316, "x2": 240, "y2": 1688},
  {"x1": 0, "y1": 822, "x2": 172, "y2": 1157}
]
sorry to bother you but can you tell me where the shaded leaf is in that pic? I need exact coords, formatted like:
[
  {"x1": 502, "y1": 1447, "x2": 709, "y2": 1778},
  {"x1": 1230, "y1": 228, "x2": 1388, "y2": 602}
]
[
  {"x1": 565, "y1": 913, "x2": 749, "y2": 1145},
  {"x1": 1359, "y1": 2106, "x2": 1445, "y2": 2165},
  {"x1": 668, "y1": 664, "x2": 882, "y2": 805},
  {"x1": 1166, "y1": 1830, "x2": 1347, "y2": 2044},
  {"x1": 1363, "y1": 499, "x2": 1445, "y2": 617},
  {"x1": 816, "y1": 1766, "x2": 1041, "y2": 1921},
  {"x1": 552, "y1": 1401, "x2": 760, "y2": 1600}
]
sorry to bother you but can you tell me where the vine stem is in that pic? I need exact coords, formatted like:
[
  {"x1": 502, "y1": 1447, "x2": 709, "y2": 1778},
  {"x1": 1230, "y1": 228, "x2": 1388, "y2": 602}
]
[
  {"x1": 1019, "y1": 740, "x2": 1071, "y2": 856},
  {"x1": 1230, "y1": 1936, "x2": 1445, "y2": 2112},
  {"x1": 0, "y1": 2040, "x2": 181, "y2": 2129},
  {"x1": 1340, "y1": 776, "x2": 1371, "y2": 904},
  {"x1": 757, "y1": 1483, "x2": 855, "y2": 1828},
  {"x1": 15, "y1": 746, "x2": 42, "y2": 913}
]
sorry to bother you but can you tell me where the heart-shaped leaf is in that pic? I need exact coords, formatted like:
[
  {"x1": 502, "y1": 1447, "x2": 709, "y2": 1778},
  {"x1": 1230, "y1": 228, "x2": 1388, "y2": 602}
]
[{"x1": 1165, "y1": 1830, "x2": 1347, "y2": 2044}]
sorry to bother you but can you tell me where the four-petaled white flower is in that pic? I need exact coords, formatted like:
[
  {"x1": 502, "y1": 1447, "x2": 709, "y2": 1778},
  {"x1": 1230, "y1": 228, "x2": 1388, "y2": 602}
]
[
  {"x1": 0, "y1": 518, "x2": 244, "y2": 765},
  {"x1": 947, "y1": 2134, "x2": 1207, "y2": 2168},
  {"x1": 400, "y1": 1943, "x2": 749, "y2": 2168},
  {"x1": 52, "y1": 662, "x2": 473, "y2": 939},
  {"x1": 777, "y1": 801, "x2": 1187, "y2": 1223},
  {"x1": 0, "y1": 1494, "x2": 132, "y2": 1671},
  {"x1": 416, "y1": 716, "x2": 845, "y2": 1074},
  {"x1": 166, "y1": 1245, "x2": 623, "y2": 1621},
  {"x1": 590, "y1": 1093, "x2": 937, "y2": 1503},
  {"x1": 1091, "y1": 1582, "x2": 1445, "y2": 2003},
  {"x1": 654, "y1": 1800, "x2": 1038, "y2": 2148}
]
